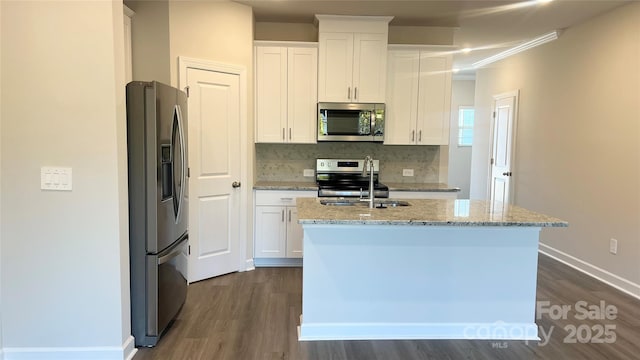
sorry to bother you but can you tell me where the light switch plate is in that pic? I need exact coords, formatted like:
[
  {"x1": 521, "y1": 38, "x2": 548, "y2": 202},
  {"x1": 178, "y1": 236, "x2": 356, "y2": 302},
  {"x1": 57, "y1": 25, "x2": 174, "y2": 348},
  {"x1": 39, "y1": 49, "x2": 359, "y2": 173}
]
[
  {"x1": 41, "y1": 167, "x2": 72, "y2": 191},
  {"x1": 303, "y1": 169, "x2": 315, "y2": 177},
  {"x1": 402, "y1": 169, "x2": 414, "y2": 177}
]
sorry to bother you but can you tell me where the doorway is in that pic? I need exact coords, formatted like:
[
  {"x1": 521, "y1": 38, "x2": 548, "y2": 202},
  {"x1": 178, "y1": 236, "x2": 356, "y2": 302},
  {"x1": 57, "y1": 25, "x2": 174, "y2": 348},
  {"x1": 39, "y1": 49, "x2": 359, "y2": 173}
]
[
  {"x1": 178, "y1": 57, "x2": 248, "y2": 283},
  {"x1": 489, "y1": 91, "x2": 519, "y2": 205}
]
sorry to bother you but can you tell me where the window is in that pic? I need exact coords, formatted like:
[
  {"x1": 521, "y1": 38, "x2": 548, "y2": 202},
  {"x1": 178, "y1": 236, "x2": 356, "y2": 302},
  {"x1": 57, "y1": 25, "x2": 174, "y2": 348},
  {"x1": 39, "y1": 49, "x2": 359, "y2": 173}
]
[{"x1": 458, "y1": 107, "x2": 475, "y2": 146}]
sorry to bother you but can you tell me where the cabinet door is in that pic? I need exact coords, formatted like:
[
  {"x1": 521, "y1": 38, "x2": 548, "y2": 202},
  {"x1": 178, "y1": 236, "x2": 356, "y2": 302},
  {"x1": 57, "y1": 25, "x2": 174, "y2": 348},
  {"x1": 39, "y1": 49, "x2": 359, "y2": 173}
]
[
  {"x1": 318, "y1": 32, "x2": 353, "y2": 102},
  {"x1": 255, "y1": 46, "x2": 287, "y2": 143},
  {"x1": 352, "y1": 33, "x2": 388, "y2": 103},
  {"x1": 286, "y1": 207, "x2": 304, "y2": 258},
  {"x1": 417, "y1": 53, "x2": 452, "y2": 145},
  {"x1": 288, "y1": 47, "x2": 318, "y2": 144},
  {"x1": 384, "y1": 50, "x2": 420, "y2": 145},
  {"x1": 254, "y1": 205, "x2": 286, "y2": 258}
]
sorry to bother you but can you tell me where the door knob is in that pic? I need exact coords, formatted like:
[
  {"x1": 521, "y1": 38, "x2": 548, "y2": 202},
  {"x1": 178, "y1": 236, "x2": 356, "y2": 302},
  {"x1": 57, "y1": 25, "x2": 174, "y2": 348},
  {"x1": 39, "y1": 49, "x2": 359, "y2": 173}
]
[
  {"x1": 502, "y1": 172, "x2": 512, "y2": 176},
  {"x1": 232, "y1": 181, "x2": 241, "y2": 188}
]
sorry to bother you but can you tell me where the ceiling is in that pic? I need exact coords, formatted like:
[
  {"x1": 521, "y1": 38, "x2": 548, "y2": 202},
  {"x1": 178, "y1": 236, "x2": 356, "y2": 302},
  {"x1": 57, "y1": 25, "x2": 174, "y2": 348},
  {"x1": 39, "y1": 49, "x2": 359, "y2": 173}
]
[{"x1": 234, "y1": 0, "x2": 630, "y2": 73}]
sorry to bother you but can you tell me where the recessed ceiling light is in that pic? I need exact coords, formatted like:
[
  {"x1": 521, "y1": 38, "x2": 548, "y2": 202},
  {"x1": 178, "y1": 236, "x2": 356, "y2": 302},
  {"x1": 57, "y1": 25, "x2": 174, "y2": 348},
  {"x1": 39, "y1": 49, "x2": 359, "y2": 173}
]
[{"x1": 461, "y1": 48, "x2": 472, "y2": 54}]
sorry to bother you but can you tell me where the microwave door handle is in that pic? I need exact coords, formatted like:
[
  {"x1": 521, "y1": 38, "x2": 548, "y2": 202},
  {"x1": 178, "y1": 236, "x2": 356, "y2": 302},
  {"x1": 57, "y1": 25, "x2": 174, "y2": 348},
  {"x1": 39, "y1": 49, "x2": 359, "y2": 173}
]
[{"x1": 371, "y1": 111, "x2": 375, "y2": 135}]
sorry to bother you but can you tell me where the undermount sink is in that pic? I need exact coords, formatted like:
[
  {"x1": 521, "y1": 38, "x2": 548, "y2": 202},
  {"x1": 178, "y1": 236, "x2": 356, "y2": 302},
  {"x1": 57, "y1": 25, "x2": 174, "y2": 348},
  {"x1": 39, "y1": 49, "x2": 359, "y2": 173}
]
[
  {"x1": 375, "y1": 199, "x2": 411, "y2": 208},
  {"x1": 319, "y1": 199, "x2": 362, "y2": 206},
  {"x1": 319, "y1": 199, "x2": 410, "y2": 208}
]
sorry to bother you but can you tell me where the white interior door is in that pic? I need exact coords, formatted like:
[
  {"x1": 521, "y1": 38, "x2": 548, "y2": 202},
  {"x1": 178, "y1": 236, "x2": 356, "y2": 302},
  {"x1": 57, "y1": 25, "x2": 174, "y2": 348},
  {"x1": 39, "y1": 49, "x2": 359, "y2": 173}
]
[
  {"x1": 490, "y1": 93, "x2": 518, "y2": 205},
  {"x1": 186, "y1": 67, "x2": 242, "y2": 283}
]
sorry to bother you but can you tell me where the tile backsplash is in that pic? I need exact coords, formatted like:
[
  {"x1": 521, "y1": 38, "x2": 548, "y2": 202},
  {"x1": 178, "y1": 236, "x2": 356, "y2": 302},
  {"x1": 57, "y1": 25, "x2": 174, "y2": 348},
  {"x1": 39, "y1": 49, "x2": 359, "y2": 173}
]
[{"x1": 255, "y1": 143, "x2": 440, "y2": 183}]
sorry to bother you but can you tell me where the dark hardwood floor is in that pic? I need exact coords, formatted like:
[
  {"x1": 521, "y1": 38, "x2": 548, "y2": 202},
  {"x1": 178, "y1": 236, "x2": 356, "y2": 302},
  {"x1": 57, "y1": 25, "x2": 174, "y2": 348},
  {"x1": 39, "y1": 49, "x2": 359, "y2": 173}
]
[{"x1": 134, "y1": 254, "x2": 640, "y2": 360}]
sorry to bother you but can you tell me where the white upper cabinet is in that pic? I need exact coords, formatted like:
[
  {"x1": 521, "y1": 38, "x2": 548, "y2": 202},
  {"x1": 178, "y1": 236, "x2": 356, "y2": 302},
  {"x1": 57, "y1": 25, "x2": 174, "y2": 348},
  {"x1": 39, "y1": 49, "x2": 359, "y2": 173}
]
[
  {"x1": 287, "y1": 46, "x2": 318, "y2": 143},
  {"x1": 318, "y1": 32, "x2": 353, "y2": 102},
  {"x1": 317, "y1": 15, "x2": 392, "y2": 103},
  {"x1": 385, "y1": 50, "x2": 420, "y2": 144},
  {"x1": 352, "y1": 33, "x2": 388, "y2": 102},
  {"x1": 255, "y1": 42, "x2": 318, "y2": 143},
  {"x1": 385, "y1": 47, "x2": 453, "y2": 145},
  {"x1": 255, "y1": 46, "x2": 287, "y2": 143}
]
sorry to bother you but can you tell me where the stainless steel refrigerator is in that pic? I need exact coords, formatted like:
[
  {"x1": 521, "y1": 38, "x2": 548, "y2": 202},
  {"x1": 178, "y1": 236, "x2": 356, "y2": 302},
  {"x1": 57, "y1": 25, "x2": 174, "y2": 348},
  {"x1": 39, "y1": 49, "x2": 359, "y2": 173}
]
[{"x1": 126, "y1": 81, "x2": 188, "y2": 347}]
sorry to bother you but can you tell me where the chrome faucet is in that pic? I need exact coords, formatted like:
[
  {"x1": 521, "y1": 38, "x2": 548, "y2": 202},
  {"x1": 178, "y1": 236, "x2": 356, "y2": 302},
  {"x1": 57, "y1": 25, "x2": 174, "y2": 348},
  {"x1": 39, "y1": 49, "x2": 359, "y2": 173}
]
[{"x1": 360, "y1": 155, "x2": 375, "y2": 208}]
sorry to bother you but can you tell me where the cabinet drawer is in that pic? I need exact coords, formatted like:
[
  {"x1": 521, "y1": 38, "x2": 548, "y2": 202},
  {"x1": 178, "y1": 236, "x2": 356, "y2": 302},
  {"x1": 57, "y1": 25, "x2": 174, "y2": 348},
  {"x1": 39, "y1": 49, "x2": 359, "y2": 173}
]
[{"x1": 255, "y1": 190, "x2": 317, "y2": 206}]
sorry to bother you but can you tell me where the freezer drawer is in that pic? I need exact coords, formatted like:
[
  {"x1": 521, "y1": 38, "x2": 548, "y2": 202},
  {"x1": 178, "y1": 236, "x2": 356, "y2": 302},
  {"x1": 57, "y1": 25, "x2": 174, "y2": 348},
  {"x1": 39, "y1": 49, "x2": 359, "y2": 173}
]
[{"x1": 138, "y1": 236, "x2": 188, "y2": 346}]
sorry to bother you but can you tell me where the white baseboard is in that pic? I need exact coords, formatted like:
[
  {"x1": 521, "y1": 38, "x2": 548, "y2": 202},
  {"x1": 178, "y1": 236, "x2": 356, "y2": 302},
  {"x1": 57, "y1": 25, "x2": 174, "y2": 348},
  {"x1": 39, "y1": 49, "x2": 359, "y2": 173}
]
[
  {"x1": 539, "y1": 243, "x2": 640, "y2": 300},
  {"x1": 122, "y1": 336, "x2": 137, "y2": 360},
  {"x1": 254, "y1": 258, "x2": 303, "y2": 267},
  {"x1": 243, "y1": 258, "x2": 255, "y2": 272},
  {"x1": 3, "y1": 335, "x2": 137, "y2": 360},
  {"x1": 298, "y1": 322, "x2": 539, "y2": 341}
]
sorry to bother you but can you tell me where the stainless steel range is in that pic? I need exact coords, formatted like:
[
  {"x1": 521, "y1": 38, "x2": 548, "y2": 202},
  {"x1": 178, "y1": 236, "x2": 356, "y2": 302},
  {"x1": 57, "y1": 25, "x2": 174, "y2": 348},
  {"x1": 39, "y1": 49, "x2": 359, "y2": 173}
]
[{"x1": 316, "y1": 158, "x2": 389, "y2": 198}]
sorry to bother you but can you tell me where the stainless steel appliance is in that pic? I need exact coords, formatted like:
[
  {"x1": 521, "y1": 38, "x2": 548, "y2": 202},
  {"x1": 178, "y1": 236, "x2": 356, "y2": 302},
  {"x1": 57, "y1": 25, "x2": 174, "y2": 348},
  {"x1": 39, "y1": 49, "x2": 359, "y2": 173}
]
[
  {"x1": 318, "y1": 102, "x2": 385, "y2": 142},
  {"x1": 316, "y1": 158, "x2": 389, "y2": 198},
  {"x1": 126, "y1": 81, "x2": 188, "y2": 347}
]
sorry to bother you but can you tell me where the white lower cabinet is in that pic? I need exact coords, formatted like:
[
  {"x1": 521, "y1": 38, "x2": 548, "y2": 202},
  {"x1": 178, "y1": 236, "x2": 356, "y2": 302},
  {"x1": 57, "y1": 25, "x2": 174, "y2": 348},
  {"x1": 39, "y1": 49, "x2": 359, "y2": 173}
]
[
  {"x1": 389, "y1": 191, "x2": 458, "y2": 200},
  {"x1": 254, "y1": 190, "x2": 316, "y2": 266}
]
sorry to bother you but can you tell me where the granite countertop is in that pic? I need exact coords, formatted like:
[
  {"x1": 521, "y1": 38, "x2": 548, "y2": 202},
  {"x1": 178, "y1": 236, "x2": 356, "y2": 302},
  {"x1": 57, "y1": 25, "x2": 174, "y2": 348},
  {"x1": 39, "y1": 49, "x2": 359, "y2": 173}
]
[
  {"x1": 253, "y1": 181, "x2": 318, "y2": 191},
  {"x1": 385, "y1": 182, "x2": 460, "y2": 192},
  {"x1": 254, "y1": 181, "x2": 459, "y2": 192},
  {"x1": 296, "y1": 198, "x2": 568, "y2": 227}
]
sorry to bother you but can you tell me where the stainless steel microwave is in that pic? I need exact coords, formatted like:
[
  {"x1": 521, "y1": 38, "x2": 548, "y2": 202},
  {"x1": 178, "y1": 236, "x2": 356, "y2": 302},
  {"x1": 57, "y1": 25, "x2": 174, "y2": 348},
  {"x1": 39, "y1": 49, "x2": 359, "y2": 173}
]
[{"x1": 318, "y1": 102, "x2": 385, "y2": 142}]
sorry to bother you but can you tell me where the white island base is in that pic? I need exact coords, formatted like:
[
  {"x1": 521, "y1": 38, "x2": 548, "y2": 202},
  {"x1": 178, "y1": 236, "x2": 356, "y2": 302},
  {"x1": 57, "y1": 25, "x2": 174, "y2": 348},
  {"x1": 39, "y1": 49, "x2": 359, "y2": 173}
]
[{"x1": 298, "y1": 224, "x2": 542, "y2": 341}]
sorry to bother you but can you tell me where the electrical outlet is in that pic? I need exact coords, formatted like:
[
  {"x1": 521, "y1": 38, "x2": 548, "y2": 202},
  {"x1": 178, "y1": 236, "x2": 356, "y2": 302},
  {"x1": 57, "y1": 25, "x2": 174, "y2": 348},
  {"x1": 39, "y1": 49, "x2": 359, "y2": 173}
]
[
  {"x1": 402, "y1": 169, "x2": 414, "y2": 177},
  {"x1": 609, "y1": 238, "x2": 618, "y2": 255},
  {"x1": 303, "y1": 169, "x2": 315, "y2": 177}
]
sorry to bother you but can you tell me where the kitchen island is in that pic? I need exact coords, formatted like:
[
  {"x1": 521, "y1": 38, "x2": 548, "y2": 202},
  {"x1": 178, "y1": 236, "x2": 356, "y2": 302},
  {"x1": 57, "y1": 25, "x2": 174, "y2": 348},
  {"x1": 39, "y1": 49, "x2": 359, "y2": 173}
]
[{"x1": 296, "y1": 198, "x2": 567, "y2": 341}]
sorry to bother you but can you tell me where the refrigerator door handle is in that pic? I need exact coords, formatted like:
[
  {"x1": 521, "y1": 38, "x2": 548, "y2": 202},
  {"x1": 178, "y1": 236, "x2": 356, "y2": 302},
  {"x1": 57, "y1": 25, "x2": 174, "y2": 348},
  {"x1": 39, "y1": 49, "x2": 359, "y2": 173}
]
[{"x1": 173, "y1": 104, "x2": 187, "y2": 223}]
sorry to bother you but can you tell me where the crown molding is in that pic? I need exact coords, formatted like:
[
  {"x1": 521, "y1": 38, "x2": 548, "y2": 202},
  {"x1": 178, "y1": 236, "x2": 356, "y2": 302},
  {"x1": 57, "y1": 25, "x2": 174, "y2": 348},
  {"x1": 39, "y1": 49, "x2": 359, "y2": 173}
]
[{"x1": 472, "y1": 30, "x2": 561, "y2": 69}]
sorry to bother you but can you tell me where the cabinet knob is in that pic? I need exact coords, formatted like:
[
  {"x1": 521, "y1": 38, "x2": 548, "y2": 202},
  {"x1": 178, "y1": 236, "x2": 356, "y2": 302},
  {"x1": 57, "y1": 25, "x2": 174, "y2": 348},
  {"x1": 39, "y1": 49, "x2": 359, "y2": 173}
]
[{"x1": 232, "y1": 181, "x2": 241, "y2": 188}]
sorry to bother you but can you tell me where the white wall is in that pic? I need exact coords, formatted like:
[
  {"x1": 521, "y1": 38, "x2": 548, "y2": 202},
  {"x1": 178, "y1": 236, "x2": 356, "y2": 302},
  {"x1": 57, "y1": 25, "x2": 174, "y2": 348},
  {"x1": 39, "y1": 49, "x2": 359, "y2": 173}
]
[
  {"x1": 448, "y1": 79, "x2": 475, "y2": 198},
  {"x1": 255, "y1": 22, "x2": 318, "y2": 42},
  {"x1": 1, "y1": 1, "x2": 133, "y2": 357},
  {"x1": 471, "y1": 3, "x2": 640, "y2": 295},
  {"x1": 168, "y1": 1, "x2": 254, "y2": 89},
  {"x1": 167, "y1": 1, "x2": 255, "y2": 261},
  {"x1": 0, "y1": 1, "x2": 3, "y2": 355},
  {"x1": 126, "y1": 0, "x2": 171, "y2": 84}
]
